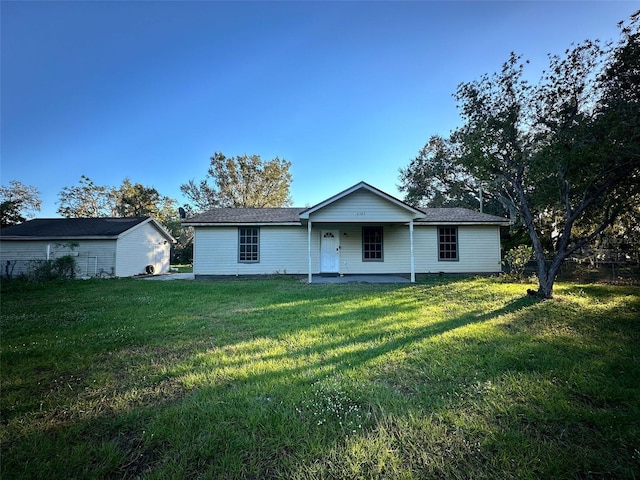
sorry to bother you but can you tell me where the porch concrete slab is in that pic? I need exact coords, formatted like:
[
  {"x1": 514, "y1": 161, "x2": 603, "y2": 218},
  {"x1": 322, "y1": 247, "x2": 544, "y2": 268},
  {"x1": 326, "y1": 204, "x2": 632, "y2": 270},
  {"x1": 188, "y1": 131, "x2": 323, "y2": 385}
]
[
  {"x1": 311, "y1": 274, "x2": 410, "y2": 284},
  {"x1": 141, "y1": 273, "x2": 195, "y2": 281}
]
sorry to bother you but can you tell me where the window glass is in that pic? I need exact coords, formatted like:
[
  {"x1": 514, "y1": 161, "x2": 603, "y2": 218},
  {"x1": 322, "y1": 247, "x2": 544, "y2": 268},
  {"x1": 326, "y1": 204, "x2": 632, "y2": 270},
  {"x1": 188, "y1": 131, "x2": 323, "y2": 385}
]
[
  {"x1": 438, "y1": 226, "x2": 458, "y2": 260},
  {"x1": 363, "y1": 226, "x2": 383, "y2": 261},
  {"x1": 239, "y1": 227, "x2": 259, "y2": 262}
]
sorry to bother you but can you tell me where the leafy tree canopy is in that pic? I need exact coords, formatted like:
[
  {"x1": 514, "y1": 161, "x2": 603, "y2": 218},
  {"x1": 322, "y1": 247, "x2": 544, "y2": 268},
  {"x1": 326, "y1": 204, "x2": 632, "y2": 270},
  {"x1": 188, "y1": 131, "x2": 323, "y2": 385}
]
[
  {"x1": 181, "y1": 152, "x2": 293, "y2": 211},
  {"x1": 0, "y1": 181, "x2": 42, "y2": 228},
  {"x1": 57, "y1": 175, "x2": 186, "y2": 258},
  {"x1": 400, "y1": 11, "x2": 640, "y2": 298},
  {"x1": 113, "y1": 178, "x2": 177, "y2": 223},
  {"x1": 57, "y1": 175, "x2": 116, "y2": 218},
  {"x1": 399, "y1": 135, "x2": 509, "y2": 217},
  {"x1": 58, "y1": 176, "x2": 178, "y2": 223}
]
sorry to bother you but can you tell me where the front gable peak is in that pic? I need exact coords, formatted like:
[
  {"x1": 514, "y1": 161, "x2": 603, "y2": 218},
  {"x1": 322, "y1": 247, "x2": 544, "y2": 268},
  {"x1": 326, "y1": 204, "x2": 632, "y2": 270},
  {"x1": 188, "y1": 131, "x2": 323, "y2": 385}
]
[{"x1": 299, "y1": 181, "x2": 424, "y2": 221}]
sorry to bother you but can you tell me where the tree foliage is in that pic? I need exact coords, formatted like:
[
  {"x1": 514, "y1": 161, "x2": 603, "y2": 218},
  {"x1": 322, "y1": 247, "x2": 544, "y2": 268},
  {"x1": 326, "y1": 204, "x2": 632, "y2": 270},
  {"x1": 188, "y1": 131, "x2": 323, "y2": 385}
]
[
  {"x1": 113, "y1": 178, "x2": 178, "y2": 223},
  {"x1": 0, "y1": 181, "x2": 42, "y2": 227},
  {"x1": 57, "y1": 176, "x2": 187, "y2": 260},
  {"x1": 400, "y1": 11, "x2": 640, "y2": 298},
  {"x1": 57, "y1": 176, "x2": 178, "y2": 223},
  {"x1": 114, "y1": 178, "x2": 161, "y2": 217},
  {"x1": 57, "y1": 175, "x2": 116, "y2": 218},
  {"x1": 399, "y1": 136, "x2": 509, "y2": 216},
  {"x1": 181, "y1": 152, "x2": 293, "y2": 211}
]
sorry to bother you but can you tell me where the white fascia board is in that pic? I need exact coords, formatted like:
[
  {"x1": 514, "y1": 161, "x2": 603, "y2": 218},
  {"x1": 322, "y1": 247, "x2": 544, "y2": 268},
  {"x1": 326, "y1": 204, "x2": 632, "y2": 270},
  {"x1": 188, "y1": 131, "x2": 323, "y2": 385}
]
[
  {"x1": 148, "y1": 218, "x2": 177, "y2": 243},
  {"x1": 118, "y1": 217, "x2": 177, "y2": 243}
]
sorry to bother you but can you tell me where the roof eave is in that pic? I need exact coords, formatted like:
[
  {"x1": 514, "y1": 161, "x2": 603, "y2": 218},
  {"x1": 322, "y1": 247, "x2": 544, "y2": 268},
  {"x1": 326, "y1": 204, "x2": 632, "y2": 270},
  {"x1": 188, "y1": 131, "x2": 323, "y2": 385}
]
[
  {"x1": 415, "y1": 221, "x2": 511, "y2": 226},
  {"x1": 0, "y1": 235, "x2": 120, "y2": 241},
  {"x1": 183, "y1": 222, "x2": 302, "y2": 227}
]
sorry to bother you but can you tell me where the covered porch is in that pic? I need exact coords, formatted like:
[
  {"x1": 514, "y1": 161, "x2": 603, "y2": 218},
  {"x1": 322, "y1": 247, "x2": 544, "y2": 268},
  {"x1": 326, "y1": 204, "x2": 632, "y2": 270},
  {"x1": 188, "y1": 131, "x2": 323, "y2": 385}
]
[
  {"x1": 303, "y1": 221, "x2": 418, "y2": 283},
  {"x1": 298, "y1": 182, "x2": 426, "y2": 284}
]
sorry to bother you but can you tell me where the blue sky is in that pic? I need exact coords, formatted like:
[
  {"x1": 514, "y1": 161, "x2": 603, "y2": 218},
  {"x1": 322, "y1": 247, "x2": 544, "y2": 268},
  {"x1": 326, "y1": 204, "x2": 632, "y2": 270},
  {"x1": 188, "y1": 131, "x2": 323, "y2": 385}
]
[{"x1": 2, "y1": 1, "x2": 637, "y2": 217}]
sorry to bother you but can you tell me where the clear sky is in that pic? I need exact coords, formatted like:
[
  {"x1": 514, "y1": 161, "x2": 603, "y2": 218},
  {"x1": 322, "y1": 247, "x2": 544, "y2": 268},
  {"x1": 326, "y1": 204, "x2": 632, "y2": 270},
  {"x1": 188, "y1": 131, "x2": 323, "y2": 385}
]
[{"x1": 1, "y1": 1, "x2": 637, "y2": 217}]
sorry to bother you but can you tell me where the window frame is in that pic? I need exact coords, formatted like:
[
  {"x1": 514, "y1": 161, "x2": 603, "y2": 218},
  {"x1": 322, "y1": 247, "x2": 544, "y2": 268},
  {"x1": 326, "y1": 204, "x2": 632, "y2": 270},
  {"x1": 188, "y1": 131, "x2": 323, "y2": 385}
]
[
  {"x1": 438, "y1": 226, "x2": 459, "y2": 261},
  {"x1": 362, "y1": 226, "x2": 384, "y2": 262},
  {"x1": 238, "y1": 227, "x2": 260, "y2": 263}
]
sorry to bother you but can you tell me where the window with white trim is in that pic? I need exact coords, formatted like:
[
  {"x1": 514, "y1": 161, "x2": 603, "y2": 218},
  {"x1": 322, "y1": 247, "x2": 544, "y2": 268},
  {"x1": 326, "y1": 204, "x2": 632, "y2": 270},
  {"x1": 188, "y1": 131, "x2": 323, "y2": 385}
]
[
  {"x1": 438, "y1": 226, "x2": 458, "y2": 261},
  {"x1": 238, "y1": 227, "x2": 259, "y2": 263}
]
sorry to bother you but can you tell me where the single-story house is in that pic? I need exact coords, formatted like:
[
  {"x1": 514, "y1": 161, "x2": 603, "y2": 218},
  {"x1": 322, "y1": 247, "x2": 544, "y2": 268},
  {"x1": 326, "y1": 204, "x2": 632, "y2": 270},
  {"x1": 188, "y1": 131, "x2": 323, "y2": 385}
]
[
  {"x1": 0, "y1": 216, "x2": 176, "y2": 278},
  {"x1": 183, "y1": 181, "x2": 510, "y2": 282}
]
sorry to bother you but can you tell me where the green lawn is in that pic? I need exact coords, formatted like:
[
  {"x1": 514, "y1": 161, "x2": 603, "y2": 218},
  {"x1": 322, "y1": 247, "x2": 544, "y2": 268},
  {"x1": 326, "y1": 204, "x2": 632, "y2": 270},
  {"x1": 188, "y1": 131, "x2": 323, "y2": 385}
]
[{"x1": 1, "y1": 276, "x2": 639, "y2": 479}]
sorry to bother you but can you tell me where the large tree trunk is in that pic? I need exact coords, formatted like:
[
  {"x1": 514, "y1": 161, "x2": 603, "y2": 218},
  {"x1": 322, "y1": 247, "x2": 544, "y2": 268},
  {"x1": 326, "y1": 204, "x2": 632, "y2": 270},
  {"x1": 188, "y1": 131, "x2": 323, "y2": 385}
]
[
  {"x1": 512, "y1": 175, "x2": 560, "y2": 299},
  {"x1": 537, "y1": 270, "x2": 555, "y2": 299},
  {"x1": 535, "y1": 254, "x2": 565, "y2": 299}
]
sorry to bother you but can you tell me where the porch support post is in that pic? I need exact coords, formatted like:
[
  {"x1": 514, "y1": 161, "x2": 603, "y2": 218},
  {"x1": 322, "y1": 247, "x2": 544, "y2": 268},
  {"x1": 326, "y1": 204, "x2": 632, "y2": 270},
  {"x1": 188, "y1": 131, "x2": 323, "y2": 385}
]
[
  {"x1": 409, "y1": 220, "x2": 415, "y2": 283},
  {"x1": 307, "y1": 220, "x2": 313, "y2": 283}
]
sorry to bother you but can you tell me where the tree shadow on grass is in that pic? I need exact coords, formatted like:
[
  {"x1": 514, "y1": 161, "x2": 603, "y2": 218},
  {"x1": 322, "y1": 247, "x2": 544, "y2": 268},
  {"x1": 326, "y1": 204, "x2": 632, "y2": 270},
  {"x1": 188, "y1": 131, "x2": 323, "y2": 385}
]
[
  {"x1": 11, "y1": 279, "x2": 638, "y2": 478},
  {"x1": 3, "y1": 282, "x2": 543, "y2": 478},
  {"x1": 186, "y1": 294, "x2": 541, "y2": 385}
]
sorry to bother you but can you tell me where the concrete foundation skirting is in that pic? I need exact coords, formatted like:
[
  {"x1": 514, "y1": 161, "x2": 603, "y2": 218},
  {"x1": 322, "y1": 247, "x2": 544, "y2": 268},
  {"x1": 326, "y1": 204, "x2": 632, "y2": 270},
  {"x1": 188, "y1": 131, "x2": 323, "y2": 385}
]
[
  {"x1": 191, "y1": 273, "x2": 412, "y2": 284},
  {"x1": 311, "y1": 274, "x2": 411, "y2": 284}
]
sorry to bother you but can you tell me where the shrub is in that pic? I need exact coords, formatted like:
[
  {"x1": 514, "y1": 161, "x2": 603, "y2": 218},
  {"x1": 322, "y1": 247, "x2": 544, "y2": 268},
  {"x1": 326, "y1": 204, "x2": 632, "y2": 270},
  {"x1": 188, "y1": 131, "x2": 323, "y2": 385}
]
[
  {"x1": 30, "y1": 255, "x2": 78, "y2": 281},
  {"x1": 503, "y1": 245, "x2": 533, "y2": 281}
]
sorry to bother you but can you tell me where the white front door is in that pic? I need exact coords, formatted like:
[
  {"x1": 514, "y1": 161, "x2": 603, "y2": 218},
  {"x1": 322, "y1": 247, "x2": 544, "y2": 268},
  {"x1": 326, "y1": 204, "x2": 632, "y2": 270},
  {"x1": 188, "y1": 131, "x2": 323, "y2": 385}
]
[{"x1": 320, "y1": 230, "x2": 340, "y2": 273}]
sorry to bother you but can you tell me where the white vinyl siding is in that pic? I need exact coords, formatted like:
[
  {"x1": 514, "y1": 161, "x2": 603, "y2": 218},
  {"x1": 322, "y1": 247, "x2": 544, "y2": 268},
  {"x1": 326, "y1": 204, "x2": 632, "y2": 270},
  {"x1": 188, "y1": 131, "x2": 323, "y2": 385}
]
[
  {"x1": 0, "y1": 240, "x2": 117, "y2": 278},
  {"x1": 115, "y1": 221, "x2": 171, "y2": 277},
  {"x1": 193, "y1": 226, "x2": 314, "y2": 275},
  {"x1": 191, "y1": 224, "x2": 502, "y2": 276},
  {"x1": 414, "y1": 225, "x2": 502, "y2": 273},
  {"x1": 332, "y1": 224, "x2": 404, "y2": 274},
  {"x1": 333, "y1": 224, "x2": 502, "y2": 274},
  {"x1": 308, "y1": 189, "x2": 416, "y2": 223}
]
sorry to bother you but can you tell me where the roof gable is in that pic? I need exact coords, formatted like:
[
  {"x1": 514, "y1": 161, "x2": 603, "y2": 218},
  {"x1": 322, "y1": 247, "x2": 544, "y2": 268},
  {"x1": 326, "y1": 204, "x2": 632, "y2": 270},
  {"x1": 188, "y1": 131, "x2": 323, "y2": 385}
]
[{"x1": 299, "y1": 181, "x2": 424, "y2": 220}]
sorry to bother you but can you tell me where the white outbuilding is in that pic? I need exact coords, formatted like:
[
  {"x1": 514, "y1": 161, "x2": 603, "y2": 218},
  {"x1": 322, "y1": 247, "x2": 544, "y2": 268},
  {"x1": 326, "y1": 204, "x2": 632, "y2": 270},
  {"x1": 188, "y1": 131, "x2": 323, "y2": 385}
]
[{"x1": 0, "y1": 217, "x2": 175, "y2": 278}]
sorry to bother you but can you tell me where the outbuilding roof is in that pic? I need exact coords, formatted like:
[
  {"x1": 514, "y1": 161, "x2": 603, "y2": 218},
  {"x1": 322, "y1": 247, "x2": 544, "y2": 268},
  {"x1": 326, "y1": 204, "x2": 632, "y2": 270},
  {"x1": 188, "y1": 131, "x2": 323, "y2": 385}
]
[{"x1": 0, "y1": 217, "x2": 176, "y2": 241}]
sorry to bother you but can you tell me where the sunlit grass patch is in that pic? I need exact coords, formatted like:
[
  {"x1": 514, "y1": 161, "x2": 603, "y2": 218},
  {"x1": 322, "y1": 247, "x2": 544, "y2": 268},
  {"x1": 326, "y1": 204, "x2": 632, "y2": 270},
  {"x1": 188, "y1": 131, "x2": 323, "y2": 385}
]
[
  {"x1": 1, "y1": 277, "x2": 639, "y2": 479},
  {"x1": 297, "y1": 376, "x2": 374, "y2": 433}
]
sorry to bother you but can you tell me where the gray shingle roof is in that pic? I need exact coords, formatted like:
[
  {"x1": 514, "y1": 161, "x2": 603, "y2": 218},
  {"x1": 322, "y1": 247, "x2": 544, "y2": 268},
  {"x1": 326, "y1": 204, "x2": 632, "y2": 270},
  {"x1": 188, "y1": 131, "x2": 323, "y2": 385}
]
[
  {"x1": 415, "y1": 208, "x2": 510, "y2": 224},
  {"x1": 0, "y1": 217, "x2": 152, "y2": 239},
  {"x1": 182, "y1": 207, "x2": 509, "y2": 225},
  {"x1": 183, "y1": 208, "x2": 307, "y2": 224}
]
